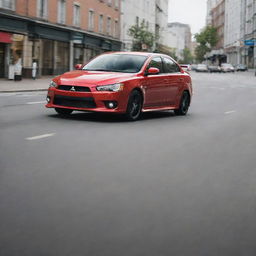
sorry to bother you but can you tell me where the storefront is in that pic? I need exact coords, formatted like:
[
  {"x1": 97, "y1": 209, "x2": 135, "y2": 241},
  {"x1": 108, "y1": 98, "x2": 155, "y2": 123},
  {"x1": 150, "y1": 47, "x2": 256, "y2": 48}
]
[{"x1": 0, "y1": 13, "x2": 122, "y2": 78}]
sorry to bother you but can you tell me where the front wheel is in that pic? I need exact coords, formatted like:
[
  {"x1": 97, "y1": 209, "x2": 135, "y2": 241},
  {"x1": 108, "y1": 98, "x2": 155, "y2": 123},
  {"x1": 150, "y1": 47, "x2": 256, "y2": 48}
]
[
  {"x1": 126, "y1": 90, "x2": 142, "y2": 121},
  {"x1": 174, "y1": 91, "x2": 190, "y2": 116},
  {"x1": 55, "y1": 108, "x2": 73, "y2": 116}
]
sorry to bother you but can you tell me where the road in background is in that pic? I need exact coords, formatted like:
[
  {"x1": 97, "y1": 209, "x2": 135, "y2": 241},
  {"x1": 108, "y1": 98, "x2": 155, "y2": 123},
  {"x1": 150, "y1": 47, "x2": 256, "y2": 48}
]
[{"x1": 1, "y1": 72, "x2": 256, "y2": 256}]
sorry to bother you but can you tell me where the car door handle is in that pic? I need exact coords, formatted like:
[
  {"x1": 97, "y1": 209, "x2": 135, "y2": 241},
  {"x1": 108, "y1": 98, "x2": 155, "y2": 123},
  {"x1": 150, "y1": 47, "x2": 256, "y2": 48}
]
[{"x1": 179, "y1": 78, "x2": 184, "y2": 82}]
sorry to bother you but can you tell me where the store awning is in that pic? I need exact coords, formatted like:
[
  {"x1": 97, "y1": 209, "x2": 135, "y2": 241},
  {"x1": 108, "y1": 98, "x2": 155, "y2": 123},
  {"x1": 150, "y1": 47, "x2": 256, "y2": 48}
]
[{"x1": 0, "y1": 31, "x2": 12, "y2": 43}]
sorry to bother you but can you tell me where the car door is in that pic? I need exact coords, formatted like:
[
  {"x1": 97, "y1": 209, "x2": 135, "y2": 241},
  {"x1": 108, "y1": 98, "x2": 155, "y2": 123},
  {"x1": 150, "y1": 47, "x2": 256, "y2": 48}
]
[
  {"x1": 162, "y1": 57, "x2": 183, "y2": 105},
  {"x1": 143, "y1": 57, "x2": 170, "y2": 108}
]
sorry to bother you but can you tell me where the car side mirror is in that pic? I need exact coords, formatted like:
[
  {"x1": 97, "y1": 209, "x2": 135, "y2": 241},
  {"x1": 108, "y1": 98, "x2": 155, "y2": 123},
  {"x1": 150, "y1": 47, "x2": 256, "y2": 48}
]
[
  {"x1": 75, "y1": 64, "x2": 83, "y2": 70},
  {"x1": 146, "y1": 67, "x2": 160, "y2": 75}
]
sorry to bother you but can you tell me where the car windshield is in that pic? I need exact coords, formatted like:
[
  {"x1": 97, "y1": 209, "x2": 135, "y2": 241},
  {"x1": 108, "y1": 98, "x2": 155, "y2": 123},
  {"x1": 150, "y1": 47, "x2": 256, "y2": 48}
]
[{"x1": 83, "y1": 54, "x2": 148, "y2": 73}]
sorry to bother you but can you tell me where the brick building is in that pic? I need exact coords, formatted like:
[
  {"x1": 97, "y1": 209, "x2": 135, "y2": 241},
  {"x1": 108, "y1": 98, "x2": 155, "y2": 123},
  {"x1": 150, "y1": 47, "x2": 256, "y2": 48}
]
[
  {"x1": 0, "y1": 0, "x2": 121, "y2": 78},
  {"x1": 206, "y1": 0, "x2": 227, "y2": 65}
]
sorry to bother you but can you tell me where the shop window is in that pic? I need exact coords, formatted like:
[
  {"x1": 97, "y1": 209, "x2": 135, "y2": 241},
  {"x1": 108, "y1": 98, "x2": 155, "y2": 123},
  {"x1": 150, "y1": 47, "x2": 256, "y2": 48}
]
[
  {"x1": 74, "y1": 46, "x2": 83, "y2": 65},
  {"x1": 0, "y1": 0, "x2": 15, "y2": 10},
  {"x1": 58, "y1": 0, "x2": 66, "y2": 24},
  {"x1": 37, "y1": 0, "x2": 48, "y2": 19},
  {"x1": 73, "y1": 4, "x2": 80, "y2": 27},
  {"x1": 56, "y1": 41, "x2": 69, "y2": 74}
]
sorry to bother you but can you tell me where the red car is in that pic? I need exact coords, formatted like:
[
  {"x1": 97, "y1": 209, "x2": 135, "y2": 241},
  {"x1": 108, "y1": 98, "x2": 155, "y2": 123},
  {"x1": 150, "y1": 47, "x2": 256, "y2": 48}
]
[{"x1": 46, "y1": 52, "x2": 192, "y2": 121}]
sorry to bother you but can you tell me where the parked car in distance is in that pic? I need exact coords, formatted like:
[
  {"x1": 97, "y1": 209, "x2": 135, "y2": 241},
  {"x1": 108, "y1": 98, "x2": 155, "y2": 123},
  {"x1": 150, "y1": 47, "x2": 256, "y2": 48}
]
[
  {"x1": 221, "y1": 63, "x2": 235, "y2": 73},
  {"x1": 235, "y1": 64, "x2": 248, "y2": 71},
  {"x1": 46, "y1": 52, "x2": 193, "y2": 121},
  {"x1": 191, "y1": 64, "x2": 198, "y2": 71},
  {"x1": 180, "y1": 64, "x2": 191, "y2": 72},
  {"x1": 195, "y1": 64, "x2": 208, "y2": 72},
  {"x1": 208, "y1": 65, "x2": 221, "y2": 73}
]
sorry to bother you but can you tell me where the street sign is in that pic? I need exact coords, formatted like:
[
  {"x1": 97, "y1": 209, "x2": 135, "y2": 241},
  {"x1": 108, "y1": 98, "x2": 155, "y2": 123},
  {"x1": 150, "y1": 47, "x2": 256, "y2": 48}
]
[
  {"x1": 244, "y1": 39, "x2": 255, "y2": 46},
  {"x1": 72, "y1": 33, "x2": 83, "y2": 44}
]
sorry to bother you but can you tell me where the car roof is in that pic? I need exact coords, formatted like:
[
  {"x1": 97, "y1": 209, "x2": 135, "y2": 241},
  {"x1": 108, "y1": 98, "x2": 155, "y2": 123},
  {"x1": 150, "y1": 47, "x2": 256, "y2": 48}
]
[{"x1": 102, "y1": 51, "x2": 173, "y2": 58}]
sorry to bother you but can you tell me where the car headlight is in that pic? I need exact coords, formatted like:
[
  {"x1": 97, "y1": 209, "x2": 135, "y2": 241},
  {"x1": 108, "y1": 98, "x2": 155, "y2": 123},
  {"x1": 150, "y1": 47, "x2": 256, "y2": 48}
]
[
  {"x1": 96, "y1": 83, "x2": 124, "y2": 92},
  {"x1": 49, "y1": 81, "x2": 57, "y2": 88}
]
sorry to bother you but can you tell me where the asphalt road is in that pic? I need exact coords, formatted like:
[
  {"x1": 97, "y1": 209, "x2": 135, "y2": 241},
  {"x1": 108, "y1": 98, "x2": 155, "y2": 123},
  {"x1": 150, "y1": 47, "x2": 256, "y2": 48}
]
[{"x1": 1, "y1": 71, "x2": 256, "y2": 256}]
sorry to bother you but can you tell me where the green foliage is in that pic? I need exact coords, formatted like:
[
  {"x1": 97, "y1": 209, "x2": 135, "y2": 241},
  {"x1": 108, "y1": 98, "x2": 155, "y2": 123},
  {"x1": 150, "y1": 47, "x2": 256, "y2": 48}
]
[
  {"x1": 154, "y1": 44, "x2": 178, "y2": 61},
  {"x1": 181, "y1": 48, "x2": 194, "y2": 64},
  {"x1": 194, "y1": 26, "x2": 219, "y2": 62},
  {"x1": 128, "y1": 21, "x2": 155, "y2": 51}
]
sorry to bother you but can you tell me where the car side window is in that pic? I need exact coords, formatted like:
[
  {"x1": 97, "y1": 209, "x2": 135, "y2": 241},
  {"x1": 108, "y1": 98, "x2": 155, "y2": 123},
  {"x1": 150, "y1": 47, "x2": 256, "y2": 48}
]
[
  {"x1": 147, "y1": 57, "x2": 164, "y2": 73},
  {"x1": 163, "y1": 57, "x2": 180, "y2": 73}
]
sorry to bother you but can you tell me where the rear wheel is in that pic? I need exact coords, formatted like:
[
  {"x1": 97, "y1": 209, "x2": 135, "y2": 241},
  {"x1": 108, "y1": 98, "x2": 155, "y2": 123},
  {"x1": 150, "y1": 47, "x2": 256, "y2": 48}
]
[
  {"x1": 174, "y1": 91, "x2": 190, "y2": 116},
  {"x1": 55, "y1": 108, "x2": 73, "y2": 116},
  {"x1": 126, "y1": 90, "x2": 142, "y2": 121}
]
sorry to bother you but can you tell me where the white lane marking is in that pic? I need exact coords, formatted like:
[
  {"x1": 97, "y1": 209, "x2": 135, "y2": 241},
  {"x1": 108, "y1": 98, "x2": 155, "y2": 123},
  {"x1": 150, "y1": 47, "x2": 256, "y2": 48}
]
[
  {"x1": 26, "y1": 133, "x2": 55, "y2": 140},
  {"x1": 225, "y1": 110, "x2": 236, "y2": 115},
  {"x1": 27, "y1": 101, "x2": 45, "y2": 105}
]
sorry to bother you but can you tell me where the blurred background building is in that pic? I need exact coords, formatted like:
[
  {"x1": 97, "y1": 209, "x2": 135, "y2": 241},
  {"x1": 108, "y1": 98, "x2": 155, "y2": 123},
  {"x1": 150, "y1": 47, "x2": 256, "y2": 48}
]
[
  {"x1": 120, "y1": 0, "x2": 169, "y2": 52},
  {"x1": 165, "y1": 22, "x2": 192, "y2": 61},
  {"x1": 206, "y1": 0, "x2": 256, "y2": 68}
]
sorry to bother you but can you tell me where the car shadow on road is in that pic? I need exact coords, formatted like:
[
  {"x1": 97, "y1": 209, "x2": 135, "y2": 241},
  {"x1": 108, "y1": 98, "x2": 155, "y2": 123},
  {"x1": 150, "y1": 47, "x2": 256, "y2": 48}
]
[{"x1": 47, "y1": 110, "x2": 179, "y2": 123}]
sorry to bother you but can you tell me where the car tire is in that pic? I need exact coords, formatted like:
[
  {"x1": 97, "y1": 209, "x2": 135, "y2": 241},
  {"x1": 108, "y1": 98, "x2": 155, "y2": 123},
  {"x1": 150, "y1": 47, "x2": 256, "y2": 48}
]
[
  {"x1": 126, "y1": 90, "x2": 142, "y2": 121},
  {"x1": 55, "y1": 108, "x2": 73, "y2": 116},
  {"x1": 174, "y1": 91, "x2": 190, "y2": 116}
]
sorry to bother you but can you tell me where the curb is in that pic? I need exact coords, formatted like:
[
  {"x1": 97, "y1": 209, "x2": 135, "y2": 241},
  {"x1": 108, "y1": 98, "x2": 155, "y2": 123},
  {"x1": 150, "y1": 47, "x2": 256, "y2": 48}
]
[{"x1": 0, "y1": 89, "x2": 48, "y2": 93}]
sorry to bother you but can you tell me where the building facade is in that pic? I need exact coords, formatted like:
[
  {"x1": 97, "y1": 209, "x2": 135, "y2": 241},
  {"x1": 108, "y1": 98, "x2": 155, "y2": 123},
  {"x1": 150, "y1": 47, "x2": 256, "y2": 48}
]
[
  {"x1": 155, "y1": 0, "x2": 169, "y2": 47},
  {"x1": 241, "y1": 0, "x2": 256, "y2": 68},
  {"x1": 224, "y1": 0, "x2": 242, "y2": 65},
  {"x1": 206, "y1": 0, "x2": 219, "y2": 25},
  {"x1": 206, "y1": 0, "x2": 226, "y2": 65},
  {"x1": 165, "y1": 22, "x2": 192, "y2": 61},
  {"x1": 0, "y1": 0, "x2": 122, "y2": 78},
  {"x1": 120, "y1": 0, "x2": 156, "y2": 51}
]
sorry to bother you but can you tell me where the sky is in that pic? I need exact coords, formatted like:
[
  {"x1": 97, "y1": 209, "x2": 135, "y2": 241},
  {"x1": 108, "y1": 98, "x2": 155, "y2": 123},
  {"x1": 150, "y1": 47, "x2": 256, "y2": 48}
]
[{"x1": 168, "y1": 0, "x2": 207, "y2": 35}]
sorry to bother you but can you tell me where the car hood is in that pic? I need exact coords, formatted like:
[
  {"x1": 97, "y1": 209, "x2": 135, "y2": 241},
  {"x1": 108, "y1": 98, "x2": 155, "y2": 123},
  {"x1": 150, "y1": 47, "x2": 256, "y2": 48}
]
[{"x1": 55, "y1": 70, "x2": 135, "y2": 86}]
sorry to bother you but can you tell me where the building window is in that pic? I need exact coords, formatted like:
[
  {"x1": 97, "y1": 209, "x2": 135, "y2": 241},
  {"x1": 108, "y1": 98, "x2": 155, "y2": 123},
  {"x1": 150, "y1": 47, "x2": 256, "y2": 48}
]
[
  {"x1": 88, "y1": 10, "x2": 94, "y2": 31},
  {"x1": 73, "y1": 4, "x2": 80, "y2": 27},
  {"x1": 114, "y1": 0, "x2": 119, "y2": 9},
  {"x1": 114, "y1": 20, "x2": 119, "y2": 38},
  {"x1": 58, "y1": 0, "x2": 66, "y2": 24},
  {"x1": 99, "y1": 14, "x2": 104, "y2": 33},
  {"x1": 0, "y1": 0, "x2": 15, "y2": 10},
  {"x1": 107, "y1": 17, "x2": 111, "y2": 35},
  {"x1": 107, "y1": 0, "x2": 112, "y2": 6},
  {"x1": 136, "y1": 16, "x2": 139, "y2": 27},
  {"x1": 37, "y1": 0, "x2": 48, "y2": 19}
]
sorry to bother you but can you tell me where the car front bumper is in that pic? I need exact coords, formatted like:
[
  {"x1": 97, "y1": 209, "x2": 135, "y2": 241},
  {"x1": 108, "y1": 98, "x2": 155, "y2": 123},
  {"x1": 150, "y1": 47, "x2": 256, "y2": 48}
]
[{"x1": 45, "y1": 87, "x2": 128, "y2": 113}]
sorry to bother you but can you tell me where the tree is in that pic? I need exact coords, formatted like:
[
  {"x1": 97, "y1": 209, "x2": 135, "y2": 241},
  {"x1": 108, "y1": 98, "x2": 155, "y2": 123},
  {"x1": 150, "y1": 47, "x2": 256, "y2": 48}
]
[
  {"x1": 128, "y1": 21, "x2": 155, "y2": 51},
  {"x1": 194, "y1": 26, "x2": 219, "y2": 62},
  {"x1": 181, "y1": 48, "x2": 194, "y2": 64}
]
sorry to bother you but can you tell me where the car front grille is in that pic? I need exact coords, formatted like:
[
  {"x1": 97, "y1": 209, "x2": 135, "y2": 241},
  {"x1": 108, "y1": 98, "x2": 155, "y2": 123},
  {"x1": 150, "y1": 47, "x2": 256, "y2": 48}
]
[
  {"x1": 53, "y1": 95, "x2": 96, "y2": 108},
  {"x1": 57, "y1": 85, "x2": 91, "y2": 92}
]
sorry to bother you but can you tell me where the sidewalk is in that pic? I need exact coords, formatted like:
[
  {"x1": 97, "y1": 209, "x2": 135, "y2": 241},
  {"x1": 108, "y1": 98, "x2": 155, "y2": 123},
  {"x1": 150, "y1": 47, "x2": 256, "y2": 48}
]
[{"x1": 0, "y1": 77, "x2": 52, "y2": 93}]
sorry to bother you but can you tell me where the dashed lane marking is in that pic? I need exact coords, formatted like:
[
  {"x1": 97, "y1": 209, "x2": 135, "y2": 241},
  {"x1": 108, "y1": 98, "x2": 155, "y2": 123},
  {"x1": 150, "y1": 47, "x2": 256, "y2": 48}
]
[
  {"x1": 224, "y1": 110, "x2": 236, "y2": 115},
  {"x1": 26, "y1": 133, "x2": 55, "y2": 141},
  {"x1": 27, "y1": 101, "x2": 45, "y2": 105}
]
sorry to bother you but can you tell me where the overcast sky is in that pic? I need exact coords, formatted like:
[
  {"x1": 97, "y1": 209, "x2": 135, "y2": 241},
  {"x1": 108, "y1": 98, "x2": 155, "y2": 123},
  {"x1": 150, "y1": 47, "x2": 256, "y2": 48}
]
[{"x1": 168, "y1": 0, "x2": 207, "y2": 35}]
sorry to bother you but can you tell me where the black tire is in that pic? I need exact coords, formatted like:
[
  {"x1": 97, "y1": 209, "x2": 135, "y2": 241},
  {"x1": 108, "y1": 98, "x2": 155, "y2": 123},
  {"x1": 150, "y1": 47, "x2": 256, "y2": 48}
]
[
  {"x1": 55, "y1": 108, "x2": 73, "y2": 116},
  {"x1": 126, "y1": 90, "x2": 143, "y2": 121},
  {"x1": 174, "y1": 91, "x2": 190, "y2": 116}
]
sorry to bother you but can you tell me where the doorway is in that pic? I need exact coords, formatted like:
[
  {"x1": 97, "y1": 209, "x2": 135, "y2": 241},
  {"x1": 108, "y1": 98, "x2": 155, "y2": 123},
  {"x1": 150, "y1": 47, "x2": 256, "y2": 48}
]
[{"x1": 0, "y1": 43, "x2": 5, "y2": 77}]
